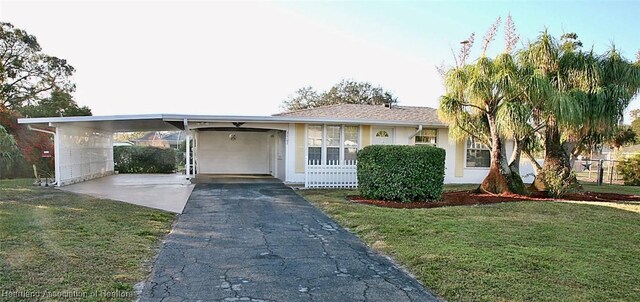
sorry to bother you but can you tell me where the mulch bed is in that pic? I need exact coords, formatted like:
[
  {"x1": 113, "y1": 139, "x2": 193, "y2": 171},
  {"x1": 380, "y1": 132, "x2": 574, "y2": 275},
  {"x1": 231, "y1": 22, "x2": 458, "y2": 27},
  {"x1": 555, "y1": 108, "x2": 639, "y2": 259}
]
[{"x1": 347, "y1": 190, "x2": 640, "y2": 209}]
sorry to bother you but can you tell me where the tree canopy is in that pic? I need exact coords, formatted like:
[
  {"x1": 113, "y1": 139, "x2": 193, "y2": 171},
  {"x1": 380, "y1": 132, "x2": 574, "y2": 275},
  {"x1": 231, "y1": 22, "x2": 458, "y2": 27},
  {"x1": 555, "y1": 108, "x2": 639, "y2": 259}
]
[
  {"x1": 0, "y1": 22, "x2": 75, "y2": 110},
  {"x1": 440, "y1": 16, "x2": 640, "y2": 195},
  {"x1": 518, "y1": 31, "x2": 640, "y2": 190},
  {"x1": 20, "y1": 90, "x2": 91, "y2": 118},
  {"x1": 281, "y1": 80, "x2": 397, "y2": 112},
  {"x1": 0, "y1": 22, "x2": 90, "y2": 178},
  {"x1": 439, "y1": 16, "x2": 529, "y2": 194}
]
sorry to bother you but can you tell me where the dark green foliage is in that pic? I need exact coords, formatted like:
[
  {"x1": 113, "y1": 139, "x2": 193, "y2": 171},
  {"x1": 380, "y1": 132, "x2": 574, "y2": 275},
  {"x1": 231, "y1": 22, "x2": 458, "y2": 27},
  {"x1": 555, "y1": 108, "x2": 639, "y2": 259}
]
[
  {"x1": 0, "y1": 125, "x2": 29, "y2": 178},
  {"x1": 1, "y1": 22, "x2": 76, "y2": 110},
  {"x1": 281, "y1": 79, "x2": 397, "y2": 111},
  {"x1": 617, "y1": 154, "x2": 640, "y2": 186},
  {"x1": 357, "y1": 145, "x2": 445, "y2": 202},
  {"x1": 113, "y1": 146, "x2": 176, "y2": 173},
  {"x1": 609, "y1": 126, "x2": 637, "y2": 149},
  {"x1": 20, "y1": 90, "x2": 91, "y2": 118},
  {"x1": 538, "y1": 167, "x2": 579, "y2": 198}
]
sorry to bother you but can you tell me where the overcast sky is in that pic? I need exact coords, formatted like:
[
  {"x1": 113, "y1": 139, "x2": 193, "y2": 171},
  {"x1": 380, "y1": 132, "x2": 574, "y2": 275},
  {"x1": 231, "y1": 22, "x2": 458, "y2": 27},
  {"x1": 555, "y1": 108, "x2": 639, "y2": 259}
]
[{"x1": 1, "y1": 1, "x2": 639, "y2": 119}]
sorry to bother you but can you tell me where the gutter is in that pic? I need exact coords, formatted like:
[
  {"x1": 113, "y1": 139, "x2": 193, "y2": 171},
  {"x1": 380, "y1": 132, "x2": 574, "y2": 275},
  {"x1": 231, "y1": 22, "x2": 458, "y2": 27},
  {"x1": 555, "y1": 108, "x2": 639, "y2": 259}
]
[{"x1": 27, "y1": 125, "x2": 56, "y2": 136}]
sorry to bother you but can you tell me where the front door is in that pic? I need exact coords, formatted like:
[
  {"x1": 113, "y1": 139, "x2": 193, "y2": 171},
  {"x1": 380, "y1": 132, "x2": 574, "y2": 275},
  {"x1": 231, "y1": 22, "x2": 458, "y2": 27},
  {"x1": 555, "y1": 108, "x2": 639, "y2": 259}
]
[{"x1": 372, "y1": 128, "x2": 394, "y2": 145}]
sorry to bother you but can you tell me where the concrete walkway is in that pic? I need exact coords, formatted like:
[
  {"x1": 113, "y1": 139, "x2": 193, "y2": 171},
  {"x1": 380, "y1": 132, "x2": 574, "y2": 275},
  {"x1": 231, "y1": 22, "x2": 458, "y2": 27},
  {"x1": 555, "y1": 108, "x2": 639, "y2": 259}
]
[
  {"x1": 139, "y1": 183, "x2": 440, "y2": 302},
  {"x1": 61, "y1": 174, "x2": 194, "y2": 213}
]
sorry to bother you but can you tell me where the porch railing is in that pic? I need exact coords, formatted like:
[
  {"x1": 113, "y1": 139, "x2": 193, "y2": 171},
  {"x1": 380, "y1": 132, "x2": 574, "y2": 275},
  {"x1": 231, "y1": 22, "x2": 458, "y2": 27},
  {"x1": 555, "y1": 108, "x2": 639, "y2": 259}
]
[{"x1": 305, "y1": 159, "x2": 358, "y2": 188}]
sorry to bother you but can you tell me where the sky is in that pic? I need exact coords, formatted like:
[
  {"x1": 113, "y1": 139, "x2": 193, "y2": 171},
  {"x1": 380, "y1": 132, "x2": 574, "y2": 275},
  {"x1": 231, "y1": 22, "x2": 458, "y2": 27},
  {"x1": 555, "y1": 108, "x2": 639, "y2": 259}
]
[{"x1": 1, "y1": 0, "x2": 639, "y2": 120}]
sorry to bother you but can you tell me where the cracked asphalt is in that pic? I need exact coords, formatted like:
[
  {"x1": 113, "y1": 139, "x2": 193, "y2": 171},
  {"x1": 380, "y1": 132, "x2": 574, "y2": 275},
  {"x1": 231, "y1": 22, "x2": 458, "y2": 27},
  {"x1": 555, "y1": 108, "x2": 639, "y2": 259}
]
[{"x1": 139, "y1": 182, "x2": 441, "y2": 302}]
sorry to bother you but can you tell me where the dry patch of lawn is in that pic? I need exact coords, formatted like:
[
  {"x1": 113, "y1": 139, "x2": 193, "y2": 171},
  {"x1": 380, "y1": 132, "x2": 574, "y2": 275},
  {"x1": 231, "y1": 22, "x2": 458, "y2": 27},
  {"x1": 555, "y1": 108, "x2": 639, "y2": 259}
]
[{"x1": 0, "y1": 179, "x2": 176, "y2": 301}]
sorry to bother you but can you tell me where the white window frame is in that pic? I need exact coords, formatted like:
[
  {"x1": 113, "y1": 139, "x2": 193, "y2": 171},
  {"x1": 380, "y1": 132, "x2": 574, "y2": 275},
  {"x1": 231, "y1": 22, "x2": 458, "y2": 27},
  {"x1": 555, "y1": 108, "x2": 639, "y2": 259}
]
[
  {"x1": 464, "y1": 137, "x2": 491, "y2": 169},
  {"x1": 414, "y1": 128, "x2": 438, "y2": 146},
  {"x1": 342, "y1": 125, "x2": 359, "y2": 162},
  {"x1": 306, "y1": 124, "x2": 360, "y2": 164},
  {"x1": 306, "y1": 125, "x2": 323, "y2": 164}
]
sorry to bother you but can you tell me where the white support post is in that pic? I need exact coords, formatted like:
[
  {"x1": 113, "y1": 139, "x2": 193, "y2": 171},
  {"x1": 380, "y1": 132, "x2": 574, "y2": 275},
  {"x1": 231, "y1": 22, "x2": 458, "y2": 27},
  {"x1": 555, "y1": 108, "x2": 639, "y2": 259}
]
[
  {"x1": 186, "y1": 134, "x2": 191, "y2": 180},
  {"x1": 184, "y1": 119, "x2": 191, "y2": 180},
  {"x1": 54, "y1": 127, "x2": 61, "y2": 186}
]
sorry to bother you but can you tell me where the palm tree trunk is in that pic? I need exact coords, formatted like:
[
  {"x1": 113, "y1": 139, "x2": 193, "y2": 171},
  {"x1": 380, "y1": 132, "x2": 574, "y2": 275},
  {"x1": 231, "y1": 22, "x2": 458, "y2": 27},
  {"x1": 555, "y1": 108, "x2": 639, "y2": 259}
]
[
  {"x1": 536, "y1": 116, "x2": 579, "y2": 191},
  {"x1": 509, "y1": 139, "x2": 521, "y2": 175},
  {"x1": 479, "y1": 115, "x2": 525, "y2": 194}
]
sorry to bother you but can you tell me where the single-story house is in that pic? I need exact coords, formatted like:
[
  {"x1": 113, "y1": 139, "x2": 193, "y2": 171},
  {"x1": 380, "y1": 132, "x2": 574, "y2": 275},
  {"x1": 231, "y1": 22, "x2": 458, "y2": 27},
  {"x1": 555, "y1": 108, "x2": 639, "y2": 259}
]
[
  {"x1": 131, "y1": 131, "x2": 172, "y2": 148},
  {"x1": 18, "y1": 104, "x2": 537, "y2": 187}
]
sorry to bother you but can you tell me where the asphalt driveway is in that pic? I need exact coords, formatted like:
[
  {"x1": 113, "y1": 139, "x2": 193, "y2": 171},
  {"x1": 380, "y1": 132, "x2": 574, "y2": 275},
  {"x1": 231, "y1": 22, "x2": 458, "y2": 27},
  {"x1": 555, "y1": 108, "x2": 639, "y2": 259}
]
[{"x1": 139, "y1": 182, "x2": 440, "y2": 302}]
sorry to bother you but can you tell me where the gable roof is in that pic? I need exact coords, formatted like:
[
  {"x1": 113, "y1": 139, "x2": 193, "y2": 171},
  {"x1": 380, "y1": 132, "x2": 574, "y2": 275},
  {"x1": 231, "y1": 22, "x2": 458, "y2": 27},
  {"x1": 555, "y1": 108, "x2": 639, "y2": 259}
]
[
  {"x1": 274, "y1": 104, "x2": 444, "y2": 126},
  {"x1": 133, "y1": 131, "x2": 165, "y2": 142}
]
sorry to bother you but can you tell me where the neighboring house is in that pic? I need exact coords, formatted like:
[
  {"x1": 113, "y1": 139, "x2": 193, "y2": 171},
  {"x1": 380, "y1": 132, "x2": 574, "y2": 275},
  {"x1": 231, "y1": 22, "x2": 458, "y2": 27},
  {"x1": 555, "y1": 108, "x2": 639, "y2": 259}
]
[
  {"x1": 617, "y1": 144, "x2": 640, "y2": 158},
  {"x1": 162, "y1": 131, "x2": 186, "y2": 149},
  {"x1": 132, "y1": 132, "x2": 171, "y2": 148},
  {"x1": 593, "y1": 144, "x2": 640, "y2": 161},
  {"x1": 17, "y1": 104, "x2": 537, "y2": 187}
]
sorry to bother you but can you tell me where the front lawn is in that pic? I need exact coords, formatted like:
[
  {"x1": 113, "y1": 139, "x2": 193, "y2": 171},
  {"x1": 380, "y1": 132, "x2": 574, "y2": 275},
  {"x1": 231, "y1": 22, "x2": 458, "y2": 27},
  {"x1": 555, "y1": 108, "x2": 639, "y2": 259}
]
[
  {"x1": 582, "y1": 182, "x2": 640, "y2": 195},
  {"x1": 298, "y1": 185, "x2": 640, "y2": 301},
  {"x1": 0, "y1": 179, "x2": 176, "y2": 301}
]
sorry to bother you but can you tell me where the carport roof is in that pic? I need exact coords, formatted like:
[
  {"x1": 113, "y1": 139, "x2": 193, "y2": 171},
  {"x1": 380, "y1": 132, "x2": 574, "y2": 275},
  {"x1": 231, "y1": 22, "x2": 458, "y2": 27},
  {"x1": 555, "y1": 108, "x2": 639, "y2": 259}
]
[
  {"x1": 18, "y1": 114, "x2": 182, "y2": 132},
  {"x1": 18, "y1": 111, "x2": 447, "y2": 132}
]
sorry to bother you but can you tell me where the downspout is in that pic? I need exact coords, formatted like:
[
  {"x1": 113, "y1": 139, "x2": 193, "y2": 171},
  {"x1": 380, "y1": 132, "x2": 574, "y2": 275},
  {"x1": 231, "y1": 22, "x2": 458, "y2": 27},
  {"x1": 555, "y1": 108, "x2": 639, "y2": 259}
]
[
  {"x1": 27, "y1": 125, "x2": 60, "y2": 186},
  {"x1": 27, "y1": 125, "x2": 56, "y2": 136},
  {"x1": 408, "y1": 125, "x2": 423, "y2": 140}
]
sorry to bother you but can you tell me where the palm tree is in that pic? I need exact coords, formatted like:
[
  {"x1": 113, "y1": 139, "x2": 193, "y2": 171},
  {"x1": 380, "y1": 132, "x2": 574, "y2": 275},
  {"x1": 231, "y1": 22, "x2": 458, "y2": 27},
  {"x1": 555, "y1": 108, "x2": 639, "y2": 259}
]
[
  {"x1": 519, "y1": 31, "x2": 640, "y2": 191},
  {"x1": 0, "y1": 125, "x2": 20, "y2": 178},
  {"x1": 439, "y1": 50, "x2": 528, "y2": 194}
]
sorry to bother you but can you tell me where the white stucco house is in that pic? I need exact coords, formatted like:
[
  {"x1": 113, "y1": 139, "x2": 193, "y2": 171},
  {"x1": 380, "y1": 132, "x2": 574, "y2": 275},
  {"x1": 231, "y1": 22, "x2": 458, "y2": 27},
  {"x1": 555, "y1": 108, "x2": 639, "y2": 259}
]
[{"x1": 18, "y1": 103, "x2": 537, "y2": 187}]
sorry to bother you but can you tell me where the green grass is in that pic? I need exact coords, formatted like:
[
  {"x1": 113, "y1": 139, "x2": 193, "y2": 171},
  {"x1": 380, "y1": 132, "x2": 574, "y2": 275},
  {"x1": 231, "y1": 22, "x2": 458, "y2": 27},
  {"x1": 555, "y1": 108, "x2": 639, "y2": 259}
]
[
  {"x1": 0, "y1": 179, "x2": 176, "y2": 301},
  {"x1": 582, "y1": 182, "x2": 640, "y2": 195},
  {"x1": 298, "y1": 187, "x2": 640, "y2": 301},
  {"x1": 442, "y1": 183, "x2": 479, "y2": 192}
]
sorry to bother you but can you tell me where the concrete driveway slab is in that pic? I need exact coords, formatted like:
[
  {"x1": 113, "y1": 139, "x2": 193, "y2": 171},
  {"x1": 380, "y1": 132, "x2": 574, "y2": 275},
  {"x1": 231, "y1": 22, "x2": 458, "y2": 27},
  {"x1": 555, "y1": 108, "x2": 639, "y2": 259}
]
[
  {"x1": 61, "y1": 174, "x2": 194, "y2": 213},
  {"x1": 139, "y1": 183, "x2": 441, "y2": 302}
]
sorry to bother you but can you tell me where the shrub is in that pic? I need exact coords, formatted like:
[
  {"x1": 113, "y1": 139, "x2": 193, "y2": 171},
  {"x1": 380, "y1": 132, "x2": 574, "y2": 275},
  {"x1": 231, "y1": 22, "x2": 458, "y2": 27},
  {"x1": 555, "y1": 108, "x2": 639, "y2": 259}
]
[
  {"x1": 539, "y1": 166, "x2": 579, "y2": 198},
  {"x1": 618, "y1": 154, "x2": 640, "y2": 186},
  {"x1": 357, "y1": 145, "x2": 445, "y2": 202},
  {"x1": 113, "y1": 146, "x2": 176, "y2": 173}
]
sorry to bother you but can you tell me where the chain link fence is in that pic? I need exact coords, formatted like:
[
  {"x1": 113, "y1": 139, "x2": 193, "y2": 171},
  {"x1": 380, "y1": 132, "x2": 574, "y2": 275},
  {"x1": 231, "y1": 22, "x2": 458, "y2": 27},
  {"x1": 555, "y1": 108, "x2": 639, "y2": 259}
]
[{"x1": 573, "y1": 159, "x2": 624, "y2": 185}]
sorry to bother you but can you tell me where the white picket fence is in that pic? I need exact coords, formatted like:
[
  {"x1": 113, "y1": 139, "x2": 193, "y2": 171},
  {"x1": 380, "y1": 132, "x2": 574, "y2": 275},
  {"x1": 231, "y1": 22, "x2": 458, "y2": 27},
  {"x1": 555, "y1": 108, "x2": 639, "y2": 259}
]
[{"x1": 305, "y1": 160, "x2": 358, "y2": 188}]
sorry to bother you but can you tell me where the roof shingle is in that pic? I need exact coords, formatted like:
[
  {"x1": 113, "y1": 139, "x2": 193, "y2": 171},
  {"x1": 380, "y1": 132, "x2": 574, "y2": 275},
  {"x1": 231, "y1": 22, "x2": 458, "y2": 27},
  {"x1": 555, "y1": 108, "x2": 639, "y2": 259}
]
[{"x1": 274, "y1": 104, "x2": 444, "y2": 125}]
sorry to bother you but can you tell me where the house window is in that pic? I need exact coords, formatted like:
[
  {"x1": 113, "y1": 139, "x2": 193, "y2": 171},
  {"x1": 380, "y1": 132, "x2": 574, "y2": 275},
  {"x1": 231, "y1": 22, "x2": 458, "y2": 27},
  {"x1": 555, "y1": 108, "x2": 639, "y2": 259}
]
[
  {"x1": 466, "y1": 137, "x2": 491, "y2": 168},
  {"x1": 415, "y1": 129, "x2": 437, "y2": 145},
  {"x1": 326, "y1": 125, "x2": 341, "y2": 164},
  {"x1": 307, "y1": 125, "x2": 359, "y2": 165},
  {"x1": 375, "y1": 130, "x2": 389, "y2": 137},
  {"x1": 307, "y1": 125, "x2": 322, "y2": 163},
  {"x1": 344, "y1": 126, "x2": 359, "y2": 162}
]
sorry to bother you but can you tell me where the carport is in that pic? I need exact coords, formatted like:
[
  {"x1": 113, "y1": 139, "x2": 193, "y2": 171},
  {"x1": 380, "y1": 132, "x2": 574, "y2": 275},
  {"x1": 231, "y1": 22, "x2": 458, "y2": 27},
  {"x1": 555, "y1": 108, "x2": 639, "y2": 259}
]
[
  {"x1": 20, "y1": 114, "x2": 184, "y2": 186},
  {"x1": 17, "y1": 114, "x2": 290, "y2": 187}
]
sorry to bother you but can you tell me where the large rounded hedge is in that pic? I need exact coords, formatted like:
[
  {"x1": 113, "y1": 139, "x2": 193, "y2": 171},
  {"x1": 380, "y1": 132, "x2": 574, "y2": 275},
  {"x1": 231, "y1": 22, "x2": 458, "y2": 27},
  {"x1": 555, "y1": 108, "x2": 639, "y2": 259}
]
[{"x1": 357, "y1": 145, "x2": 445, "y2": 202}]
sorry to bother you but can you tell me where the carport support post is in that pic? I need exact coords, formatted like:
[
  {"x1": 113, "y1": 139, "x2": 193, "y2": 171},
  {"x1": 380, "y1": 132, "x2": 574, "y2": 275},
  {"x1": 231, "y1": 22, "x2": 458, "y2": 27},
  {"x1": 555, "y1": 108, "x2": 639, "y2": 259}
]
[
  {"x1": 54, "y1": 126, "x2": 60, "y2": 186},
  {"x1": 184, "y1": 119, "x2": 191, "y2": 180}
]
